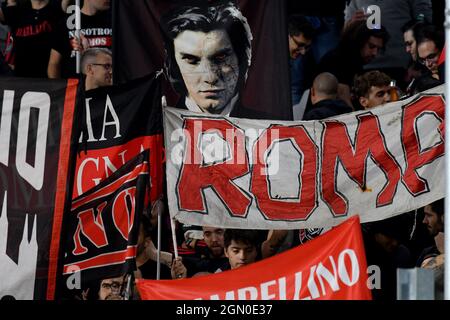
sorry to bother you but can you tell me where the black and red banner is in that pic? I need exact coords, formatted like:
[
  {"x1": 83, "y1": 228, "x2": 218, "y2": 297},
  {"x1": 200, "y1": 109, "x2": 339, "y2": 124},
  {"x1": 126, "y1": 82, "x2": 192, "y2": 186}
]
[
  {"x1": 63, "y1": 151, "x2": 149, "y2": 285},
  {"x1": 112, "y1": 0, "x2": 291, "y2": 120},
  {"x1": 73, "y1": 74, "x2": 163, "y2": 203},
  {"x1": 0, "y1": 77, "x2": 79, "y2": 300}
]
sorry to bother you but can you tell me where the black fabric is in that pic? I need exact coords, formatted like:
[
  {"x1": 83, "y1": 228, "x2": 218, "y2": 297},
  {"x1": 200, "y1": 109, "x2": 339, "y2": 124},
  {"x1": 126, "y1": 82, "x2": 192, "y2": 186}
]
[
  {"x1": 287, "y1": 0, "x2": 348, "y2": 17},
  {"x1": 0, "y1": 52, "x2": 12, "y2": 76},
  {"x1": 63, "y1": 151, "x2": 149, "y2": 285},
  {"x1": 182, "y1": 255, "x2": 229, "y2": 277},
  {"x1": 0, "y1": 78, "x2": 79, "y2": 300},
  {"x1": 113, "y1": 0, "x2": 292, "y2": 120},
  {"x1": 318, "y1": 48, "x2": 365, "y2": 86},
  {"x1": 413, "y1": 72, "x2": 443, "y2": 93},
  {"x1": 416, "y1": 245, "x2": 440, "y2": 267},
  {"x1": 2, "y1": 2, "x2": 62, "y2": 77},
  {"x1": 303, "y1": 98, "x2": 353, "y2": 120},
  {"x1": 139, "y1": 259, "x2": 172, "y2": 280},
  {"x1": 51, "y1": 11, "x2": 112, "y2": 79},
  {"x1": 73, "y1": 74, "x2": 164, "y2": 202}
]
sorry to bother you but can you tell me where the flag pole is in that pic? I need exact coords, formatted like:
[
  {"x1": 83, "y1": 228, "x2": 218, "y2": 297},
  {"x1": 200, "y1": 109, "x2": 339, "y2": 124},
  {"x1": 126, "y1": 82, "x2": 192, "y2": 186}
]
[
  {"x1": 75, "y1": 0, "x2": 81, "y2": 74},
  {"x1": 170, "y1": 218, "x2": 179, "y2": 260},
  {"x1": 156, "y1": 202, "x2": 161, "y2": 280},
  {"x1": 444, "y1": 0, "x2": 450, "y2": 301}
]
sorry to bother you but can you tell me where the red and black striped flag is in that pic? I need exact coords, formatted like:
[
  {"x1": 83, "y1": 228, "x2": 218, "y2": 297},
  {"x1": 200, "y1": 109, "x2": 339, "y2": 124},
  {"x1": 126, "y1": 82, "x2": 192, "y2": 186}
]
[
  {"x1": 63, "y1": 150, "x2": 149, "y2": 287},
  {"x1": 0, "y1": 78, "x2": 79, "y2": 300},
  {"x1": 73, "y1": 74, "x2": 164, "y2": 203}
]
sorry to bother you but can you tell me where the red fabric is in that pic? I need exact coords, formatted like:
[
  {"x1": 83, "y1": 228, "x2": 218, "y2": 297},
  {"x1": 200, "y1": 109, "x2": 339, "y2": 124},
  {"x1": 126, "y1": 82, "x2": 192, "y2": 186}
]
[
  {"x1": 438, "y1": 45, "x2": 445, "y2": 66},
  {"x1": 137, "y1": 216, "x2": 372, "y2": 300},
  {"x1": 46, "y1": 79, "x2": 78, "y2": 300}
]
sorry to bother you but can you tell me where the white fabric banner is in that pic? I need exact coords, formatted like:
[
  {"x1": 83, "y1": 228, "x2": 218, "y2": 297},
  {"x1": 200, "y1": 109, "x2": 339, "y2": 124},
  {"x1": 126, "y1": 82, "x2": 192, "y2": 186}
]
[{"x1": 163, "y1": 86, "x2": 445, "y2": 230}]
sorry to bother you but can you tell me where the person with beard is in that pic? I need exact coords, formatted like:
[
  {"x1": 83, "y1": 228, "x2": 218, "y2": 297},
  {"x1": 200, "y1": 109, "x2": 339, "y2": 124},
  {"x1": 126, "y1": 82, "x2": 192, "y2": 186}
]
[
  {"x1": 171, "y1": 226, "x2": 229, "y2": 279},
  {"x1": 417, "y1": 199, "x2": 445, "y2": 266},
  {"x1": 317, "y1": 20, "x2": 390, "y2": 108},
  {"x1": 417, "y1": 199, "x2": 445, "y2": 299}
]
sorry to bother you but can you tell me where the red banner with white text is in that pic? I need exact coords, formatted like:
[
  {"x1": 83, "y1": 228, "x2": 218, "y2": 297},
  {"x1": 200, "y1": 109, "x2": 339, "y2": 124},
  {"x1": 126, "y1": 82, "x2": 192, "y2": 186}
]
[{"x1": 137, "y1": 216, "x2": 371, "y2": 300}]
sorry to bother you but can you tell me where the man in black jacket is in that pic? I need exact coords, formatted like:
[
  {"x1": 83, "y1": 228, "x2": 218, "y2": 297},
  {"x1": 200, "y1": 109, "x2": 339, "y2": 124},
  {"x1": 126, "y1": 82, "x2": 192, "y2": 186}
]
[{"x1": 303, "y1": 72, "x2": 353, "y2": 120}]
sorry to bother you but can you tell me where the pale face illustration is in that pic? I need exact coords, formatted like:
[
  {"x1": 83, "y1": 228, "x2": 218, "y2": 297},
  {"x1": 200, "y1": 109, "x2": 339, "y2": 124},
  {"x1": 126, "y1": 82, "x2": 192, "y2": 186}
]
[{"x1": 174, "y1": 29, "x2": 239, "y2": 114}]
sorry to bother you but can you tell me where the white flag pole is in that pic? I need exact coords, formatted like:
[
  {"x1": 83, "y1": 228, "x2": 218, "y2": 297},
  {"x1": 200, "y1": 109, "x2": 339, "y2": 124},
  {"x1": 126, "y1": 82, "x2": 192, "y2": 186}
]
[
  {"x1": 170, "y1": 218, "x2": 179, "y2": 260},
  {"x1": 156, "y1": 203, "x2": 161, "y2": 280},
  {"x1": 75, "y1": 0, "x2": 81, "y2": 74},
  {"x1": 444, "y1": 0, "x2": 450, "y2": 301}
]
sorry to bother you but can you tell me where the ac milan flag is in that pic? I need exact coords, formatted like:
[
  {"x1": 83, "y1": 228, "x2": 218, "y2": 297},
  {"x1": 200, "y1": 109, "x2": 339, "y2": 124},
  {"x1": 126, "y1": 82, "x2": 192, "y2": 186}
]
[
  {"x1": 73, "y1": 74, "x2": 163, "y2": 203},
  {"x1": 112, "y1": 0, "x2": 292, "y2": 120},
  {"x1": 137, "y1": 216, "x2": 372, "y2": 300},
  {"x1": 0, "y1": 78, "x2": 79, "y2": 300},
  {"x1": 63, "y1": 151, "x2": 149, "y2": 285}
]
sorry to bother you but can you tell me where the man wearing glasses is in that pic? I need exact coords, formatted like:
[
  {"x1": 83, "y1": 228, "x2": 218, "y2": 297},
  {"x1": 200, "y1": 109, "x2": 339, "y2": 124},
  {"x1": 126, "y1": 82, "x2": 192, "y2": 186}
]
[
  {"x1": 288, "y1": 15, "x2": 315, "y2": 106},
  {"x1": 98, "y1": 276, "x2": 124, "y2": 300},
  {"x1": 416, "y1": 25, "x2": 444, "y2": 81},
  {"x1": 81, "y1": 47, "x2": 112, "y2": 90}
]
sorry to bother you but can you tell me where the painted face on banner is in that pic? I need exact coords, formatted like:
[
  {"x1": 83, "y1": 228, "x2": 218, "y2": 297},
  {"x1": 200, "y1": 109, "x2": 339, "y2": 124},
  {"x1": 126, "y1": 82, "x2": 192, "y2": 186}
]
[{"x1": 174, "y1": 29, "x2": 239, "y2": 114}]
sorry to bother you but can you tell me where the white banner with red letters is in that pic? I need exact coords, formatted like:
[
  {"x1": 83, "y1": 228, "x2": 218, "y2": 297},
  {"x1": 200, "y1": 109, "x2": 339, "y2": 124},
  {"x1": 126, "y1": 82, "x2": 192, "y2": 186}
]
[{"x1": 163, "y1": 85, "x2": 445, "y2": 229}]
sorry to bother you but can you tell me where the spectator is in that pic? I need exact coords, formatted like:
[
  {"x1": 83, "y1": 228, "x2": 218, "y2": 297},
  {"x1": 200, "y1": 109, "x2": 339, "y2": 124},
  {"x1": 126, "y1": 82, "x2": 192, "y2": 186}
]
[
  {"x1": 98, "y1": 276, "x2": 125, "y2": 300},
  {"x1": 81, "y1": 47, "x2": 112, "y2": 90},
  {"x1": 402, "y1": 19, "x2": 429, "y2": 62},
  {"x1": 220, "y1": 229, "x2": 259, "y2": 271},
  {"x1": 352, "y1": 70, "x2": 391, "y2": 110},
  {"x1": 401, "y1": 20, "x2": 433, "y2": 96},
  {"x1": 303, "y1": 72, "x2": 353, "y2": 120},
  {"x1": 287, "y1": 0, "x2": 347, "y2": 63},
  {"x1": 288, "y1": 14, "x2": 315, "y2": 105},
  {"x1": 417, "y1": 198, "x2": 444, "y2": 266},
  {"x1": 0, "y1": 0, "x2": 64, "y2": 78},
  {"x1": 170, "y1": 226, "x2": 229, "y2": 278},
  {"x1": 418, "y1": 198, "x2": 445, "y2": 299},
  {"x1": 317, "y1": 20, "x2": 389, "y2": 107},
  {"x1": 48, "y1": 0, "x2": 111, "y2": 79},
  {"x1": 344, "y1": 0, "x2": 432, "y2": 89},
  {"x1": 134, "y1": 212, "x2": 172, "y2": 280},
  {"x1": 416, "y1": 24, "x2": 444, "y2": 81},
  {"x1": 363, "y1": 216, "x2": 414, "y2": 300}
]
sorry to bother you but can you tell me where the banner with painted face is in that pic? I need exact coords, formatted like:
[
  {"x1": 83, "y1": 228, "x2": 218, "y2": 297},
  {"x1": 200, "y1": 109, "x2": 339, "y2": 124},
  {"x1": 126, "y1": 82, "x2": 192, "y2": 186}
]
[
  {"x1": 0, "y1": 78, "x2": 79, "y2": 300},
  {"x1": 137, "y1": 216, "x2": 371, "y2": 300},
  {"x1": 112, "y1": 0, "x2": 292, "y2": 120},
  {"x1": 164, "y1": 85, "x2": 445, "y2": 229}
]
